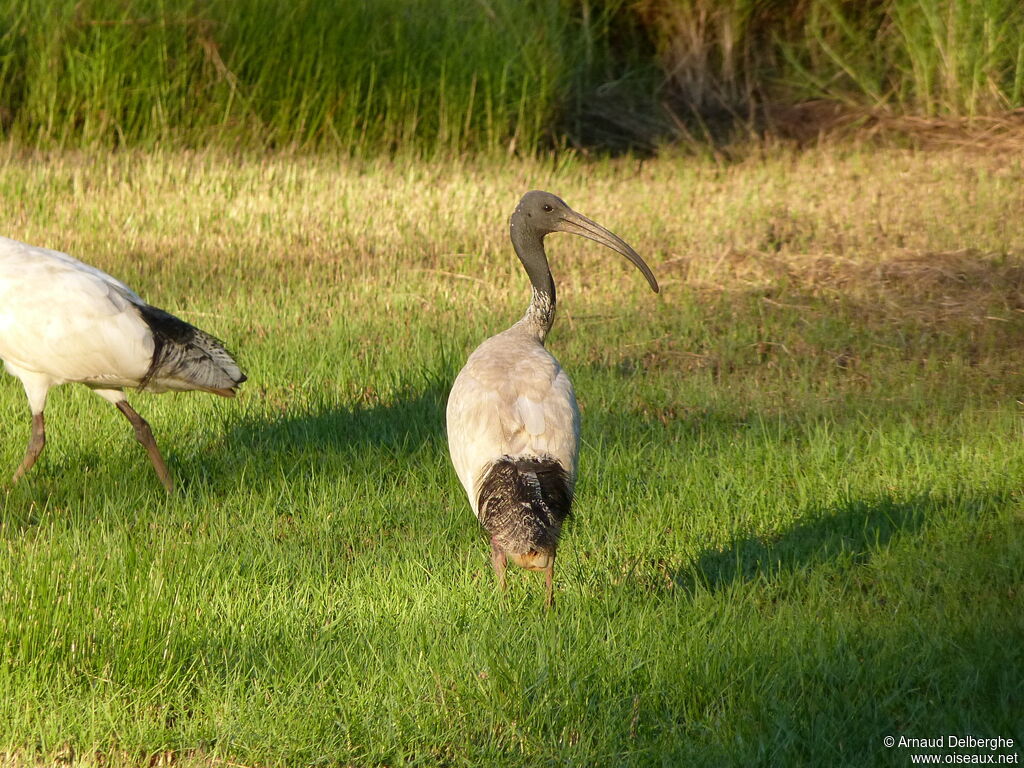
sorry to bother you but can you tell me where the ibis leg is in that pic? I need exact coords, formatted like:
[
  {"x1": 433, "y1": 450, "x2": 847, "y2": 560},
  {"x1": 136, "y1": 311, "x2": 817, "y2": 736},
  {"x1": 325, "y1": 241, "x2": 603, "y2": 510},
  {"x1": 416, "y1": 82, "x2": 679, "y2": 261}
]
[
  {"x1": 544, "y1": 556, "x2": 555, "y2": 610},
  {"x1": 12, "y1": 413, "x2": 46, "y2": 484},
  {"x1": 490, "y1": 538, "x2": 507, "y2": 593},
  {"x1": 115, "y1": 401, "x2": 174, "y2": 493}
]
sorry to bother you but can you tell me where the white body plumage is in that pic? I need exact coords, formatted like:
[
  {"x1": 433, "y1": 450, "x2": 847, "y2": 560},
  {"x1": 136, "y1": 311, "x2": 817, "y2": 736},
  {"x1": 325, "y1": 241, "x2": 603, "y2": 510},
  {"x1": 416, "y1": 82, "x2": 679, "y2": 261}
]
[
  {"x1": 2, "y1": 237, "x2": 158, "y2": 394},
  {"x1": 446, "y1": 324, "x2": 580, "y2": 519}
]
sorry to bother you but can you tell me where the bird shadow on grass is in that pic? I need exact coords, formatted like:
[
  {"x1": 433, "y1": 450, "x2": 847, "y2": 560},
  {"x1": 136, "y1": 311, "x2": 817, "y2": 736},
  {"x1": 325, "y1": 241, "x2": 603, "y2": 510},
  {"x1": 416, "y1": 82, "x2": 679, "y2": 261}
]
[
  {"x1": 213, "y1": 380, "x2": 452, "y2": 483},
  {"x1": 665, "y1": 490, "x2": 1004, "y2": 596}
]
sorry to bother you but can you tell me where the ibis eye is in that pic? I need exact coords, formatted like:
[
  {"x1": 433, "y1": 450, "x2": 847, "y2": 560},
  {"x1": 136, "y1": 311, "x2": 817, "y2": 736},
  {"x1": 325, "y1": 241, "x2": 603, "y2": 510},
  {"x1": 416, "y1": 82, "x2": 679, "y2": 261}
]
[{"x1": 542, "y1": 204, "x2": 553, "y2": 212}]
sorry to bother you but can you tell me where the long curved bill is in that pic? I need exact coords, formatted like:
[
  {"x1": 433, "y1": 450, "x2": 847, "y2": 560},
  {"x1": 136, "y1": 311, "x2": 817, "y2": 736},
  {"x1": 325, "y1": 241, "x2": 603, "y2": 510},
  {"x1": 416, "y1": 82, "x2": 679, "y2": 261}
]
[{"x1": 557, "y1": 210, "x2": 660, "y2": 293}]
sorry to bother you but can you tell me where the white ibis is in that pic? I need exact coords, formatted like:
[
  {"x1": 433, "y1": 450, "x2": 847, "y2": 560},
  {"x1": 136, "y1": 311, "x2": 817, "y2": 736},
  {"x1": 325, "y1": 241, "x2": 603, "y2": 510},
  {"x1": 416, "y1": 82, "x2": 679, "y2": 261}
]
[
  {"x1": 446, "y1": 191, "x2": 659, "y2": 606},
  {"x1": 0, "y1": 235, "x2": 246, "y2": 492}
]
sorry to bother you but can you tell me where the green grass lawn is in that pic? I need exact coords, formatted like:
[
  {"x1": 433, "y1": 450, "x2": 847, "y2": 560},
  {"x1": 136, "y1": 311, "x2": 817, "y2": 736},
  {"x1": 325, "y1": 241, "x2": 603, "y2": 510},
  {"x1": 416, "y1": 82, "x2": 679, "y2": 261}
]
[{"x1": 0, "y1": 147, "x2": 1021, "y2": 766}]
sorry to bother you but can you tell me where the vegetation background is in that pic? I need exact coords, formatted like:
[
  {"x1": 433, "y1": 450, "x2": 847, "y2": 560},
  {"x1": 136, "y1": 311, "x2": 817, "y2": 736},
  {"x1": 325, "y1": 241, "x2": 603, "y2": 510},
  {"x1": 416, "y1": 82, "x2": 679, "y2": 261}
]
[
  {"x1": 0, "y1": 1, "x2": 1021, "y2": 766},
  {"x1": 1, "y1": 0, "x2": 1023, "y2": 154}
]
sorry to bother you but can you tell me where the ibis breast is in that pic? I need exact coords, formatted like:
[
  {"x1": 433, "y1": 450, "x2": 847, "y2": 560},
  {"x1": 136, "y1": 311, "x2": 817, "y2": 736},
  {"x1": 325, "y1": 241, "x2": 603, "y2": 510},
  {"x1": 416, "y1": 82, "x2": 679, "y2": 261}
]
[
  {"x1": 446, "y1": 330, "x2": 580, "y2": 517},
  {"x1": 0, "y1": 236, "x2": 155, "y2": 387}
]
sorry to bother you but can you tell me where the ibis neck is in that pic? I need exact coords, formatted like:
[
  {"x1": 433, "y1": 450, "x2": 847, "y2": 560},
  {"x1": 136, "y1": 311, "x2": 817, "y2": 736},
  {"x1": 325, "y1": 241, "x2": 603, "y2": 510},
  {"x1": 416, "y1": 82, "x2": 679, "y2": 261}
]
[
  {"x1": 511, "y1": 224, "x2": 556, "y2": 341},
  {"x1": 520, "y1": 284, "x2": 555, "y2": 341}
]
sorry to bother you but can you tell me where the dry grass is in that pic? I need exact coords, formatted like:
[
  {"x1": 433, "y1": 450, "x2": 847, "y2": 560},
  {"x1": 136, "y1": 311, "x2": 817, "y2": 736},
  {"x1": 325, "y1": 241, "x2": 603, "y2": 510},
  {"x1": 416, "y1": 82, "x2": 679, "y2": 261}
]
[
  {"x1": 2, "y1": 144, "x2": 1019, "y2": 275},
  {"x1": 2, "y1": 143, "x2": 1021, "y2": 362},
  {"x1": 2, "y1": 143, "x2": 1020, "y2": 413},
  {"x1": 767, "y1": 102, "x2": 1024, "y2": 151}
]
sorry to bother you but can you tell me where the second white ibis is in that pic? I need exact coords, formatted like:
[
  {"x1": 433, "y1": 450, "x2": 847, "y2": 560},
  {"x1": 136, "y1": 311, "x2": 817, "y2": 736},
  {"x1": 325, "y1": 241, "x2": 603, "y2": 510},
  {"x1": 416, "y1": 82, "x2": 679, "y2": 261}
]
[{"x1": 0, "y1": 235, "x2": 246, "y2": 492}]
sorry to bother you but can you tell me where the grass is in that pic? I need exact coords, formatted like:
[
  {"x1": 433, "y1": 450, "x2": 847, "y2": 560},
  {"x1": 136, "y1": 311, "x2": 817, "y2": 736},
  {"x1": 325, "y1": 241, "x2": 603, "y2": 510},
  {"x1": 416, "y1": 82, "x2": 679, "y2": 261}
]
[
  {"x1": 2, "y1": 1, "x2": 1024, "y2": 155},
  {"x1": 0, "y1": 145, "x2": 1022, "y2": 765},
  {"x1": 781, "y1": 0, "x2": 1024, "y2": 116},
  {"x1": 0, "y1": 0, "x2": 612, "y2": 154}
]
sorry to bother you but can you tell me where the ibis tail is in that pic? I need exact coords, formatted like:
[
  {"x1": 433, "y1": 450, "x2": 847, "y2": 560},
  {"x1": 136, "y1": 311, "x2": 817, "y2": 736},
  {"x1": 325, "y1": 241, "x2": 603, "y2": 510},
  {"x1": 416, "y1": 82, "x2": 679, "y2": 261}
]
[{"x1": 477, "y1": 455, "x2": 572, "y2": 606}]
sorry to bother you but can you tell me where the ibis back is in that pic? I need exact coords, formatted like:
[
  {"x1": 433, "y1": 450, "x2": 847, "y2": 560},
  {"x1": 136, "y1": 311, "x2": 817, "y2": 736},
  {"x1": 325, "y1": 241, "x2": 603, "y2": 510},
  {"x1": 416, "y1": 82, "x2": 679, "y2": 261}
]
[
  {"x1": 446, "y1": 326, "x2": 580, "y2": 521},
  {"x1": 0, "y1": 236, "x2": 243, "y2": 395}
]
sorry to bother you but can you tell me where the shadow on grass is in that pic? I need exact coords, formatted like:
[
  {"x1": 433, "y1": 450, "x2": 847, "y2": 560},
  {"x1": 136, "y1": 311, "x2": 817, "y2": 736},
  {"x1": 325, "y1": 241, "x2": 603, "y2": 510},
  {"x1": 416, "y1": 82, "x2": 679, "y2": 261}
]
[
  {"x1": 233, "y1": 385, "x2": 448, "y2": 453},
  {"x1": 205, "y1": 380, "x2": 452, "y2": 492},
  {"x1": 672, "y1": 491, "x2": 1001, "y2": 595},
  {"x1": 1, "y1": 377, "x2": 452, "y2": 515}
]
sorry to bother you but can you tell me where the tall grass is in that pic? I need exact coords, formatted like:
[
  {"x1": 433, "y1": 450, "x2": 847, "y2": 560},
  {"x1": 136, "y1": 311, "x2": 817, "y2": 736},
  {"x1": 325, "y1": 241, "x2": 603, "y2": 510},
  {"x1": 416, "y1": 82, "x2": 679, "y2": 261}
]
[
  {"x1": 0, "y1": 0, "x2": 1022, "y2": 154},
  {"x1": 785, "y1": 0, "x2": 1024, "y2": 116},
  {"x1": 630, "y1": 0, "x2": 766, "y2": 119},
  {"x1": 0, "y1": 0, "x2": 611, "y2": 154},
  {"x1": 632, "y1": 0, "x2": 1024, "y2": 122}
]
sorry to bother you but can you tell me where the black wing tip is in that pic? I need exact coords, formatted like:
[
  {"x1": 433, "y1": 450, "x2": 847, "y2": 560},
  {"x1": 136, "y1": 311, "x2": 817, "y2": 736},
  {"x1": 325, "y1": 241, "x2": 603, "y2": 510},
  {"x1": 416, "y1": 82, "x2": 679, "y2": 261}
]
[{"x1": 138, "y1": 304, "x2": 197, "y2": 344}]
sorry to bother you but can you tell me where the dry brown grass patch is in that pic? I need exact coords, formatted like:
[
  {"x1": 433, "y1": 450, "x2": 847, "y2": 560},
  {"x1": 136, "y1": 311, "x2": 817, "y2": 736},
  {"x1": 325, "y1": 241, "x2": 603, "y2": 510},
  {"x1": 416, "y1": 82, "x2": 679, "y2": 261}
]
[{"x1": 768, "y1": 102, "x2": 1024, "y2": 153}]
